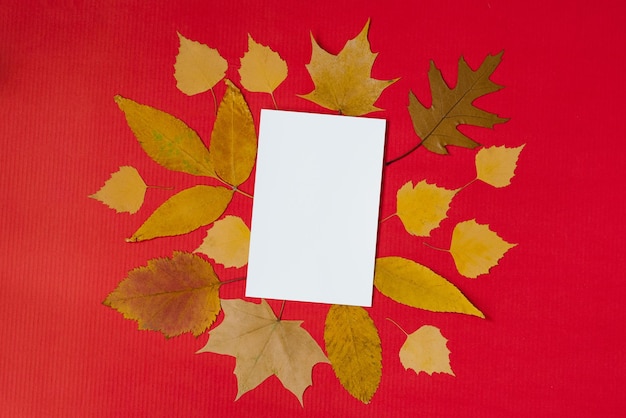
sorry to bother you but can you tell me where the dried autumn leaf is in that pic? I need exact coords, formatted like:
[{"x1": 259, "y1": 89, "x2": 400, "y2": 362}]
[
  {"x1": 198, "y1": 299, "x2": 329, "y2": 405},
  {"x1": 195, "y1": 215, "x2": 250, "y2": 268},
  {"x1": 449, "y1": 219, "x2": 516, "y2": 278},
  {"x1": 103, "y1": 252, "x2": 221, "y2": 337},
  {"x1": 90, "y1": 166, "x2": 147, "y2": 214},
  {"x1": 476, "y1": 145, "x2": 525, "y2": 188},
  {"x1": 209, "y1": 80, "x2": 257, "y2": 187},
  {"x1": 396, "y1": 180, "x2": 457, "y2": 237},
  {"x1": 239, "y1": 34, "x2": 288, "y2": 100},
  {"x1": 174, "y1": 32, "x2": 227, "y2": 96},
  {"x1": 299, "y1": 20, "x2": 398, "y2": 116},
  {"x1": 115, "y1": 96, "x2": 216, "y2": 177},
  {"x1": 128, "y1": 185, "x2": 233, "y2": 242},
  {"x1": 408, "y1": 52, "x2": 508, "y2": 155},
  {"x1": 374, "y1": 257, "x2": 484, "y2": 318},
  {"x1": 324, "y1": 305, "x2": 381, "y2": 404},
  {"x1": 390, "y1": 321, "x2": 454, "y2": 376}
]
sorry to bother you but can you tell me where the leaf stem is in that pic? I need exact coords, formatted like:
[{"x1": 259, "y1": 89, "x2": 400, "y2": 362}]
[
  {"x1": 146, "y1": 185, "x2": 174, "y2": 190},
  {"x1": 380, "y1": 213, "x2": 397, "y2": 223},
  {"x1": 385, "y1": 317, "x2": 408, "y2": 335},
  {"x1": 457, "y1": 177, "x2": 478, "y2": 193},
  {"x1": 278, "y1": 300, "x2": 286, "y2": 320},
  {"x1": 210, "y1": 88, "x2": 218, "y2": 116},
  {"x1": 385, "y1": 138, "x2": 425, "y2": 166},
  {"x1": 270, "y1": 92, "x2": 278, "y2": 109},
  {"x1": 423, "y1": 241, "x2": 450, "y2": 252},
  {"x1": 220, "y1": 277, "x2": 247, "y2": 285}
]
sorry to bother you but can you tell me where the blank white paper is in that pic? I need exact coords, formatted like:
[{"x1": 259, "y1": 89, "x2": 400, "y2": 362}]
[{"x1": 245, "y1": 109, "x2": 386, "y2": 306}]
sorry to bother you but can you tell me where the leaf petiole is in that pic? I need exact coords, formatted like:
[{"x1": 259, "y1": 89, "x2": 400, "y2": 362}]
[
  {"x1": 385, "y1": 317, "x2": 408, "y2": 335},
  {"x1": 423, "y1": 241, "x2": 450, "y2": 252},
  {"x1": 220, "y1": 277, "x2": 247, "y2": 285}
]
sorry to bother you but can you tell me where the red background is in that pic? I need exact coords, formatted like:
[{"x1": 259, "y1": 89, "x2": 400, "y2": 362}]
[{"x1": 2, "y1": 0, "x2": 625, "y2": 416}]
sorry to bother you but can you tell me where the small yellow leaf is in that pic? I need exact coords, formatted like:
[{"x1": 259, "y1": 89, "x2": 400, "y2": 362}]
[
  {"x1": 103, "y1": 252, "x2": 221, "y2": 337},
  {"x1": 399, "y1": 325, "x2": 454, "y2": 376},
  {"x1": 209, "y1": 80, "x2": 257, "y2": 187},
  {"x1": 128, "y1": 185, "x2": 233, "y2": 242},
  {"x1": 195, "y1": 215, "x2": 250, "y2": 268},
  {"x1": 239, "y1": 34, "x2": 288, "y2": 94},
  {"x1": 374, "y1": 257, "x2": 484, "y2": 318},
  {"x1": 174, "y1": 32, "x2": 227, "y2": 96},
  {"x1": 90, "y1": 166, "x2": 147, "y2": 214},
  {"x1": 324, "y1": 305, "x2": 381, "y2": 403},
  {"x1": 396, "y1": 180, "x2": 457, "y2": 237},
  {"x1": 476, "y1": 145, "x2": 525, "y2": 188},
  {"x1": 299, "y1": 20, "x2": 398, "y2": 116},
  {"x1": 115, "y1": 96, "x2": 215, "y2": 177},
  {"x1": 450, "y1": 219, "x2": 517, "y2": 278}
]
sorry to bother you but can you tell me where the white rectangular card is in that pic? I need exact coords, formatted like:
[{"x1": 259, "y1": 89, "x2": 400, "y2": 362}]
[{"x1": 245, "y1": 109, "x2": 386, "y2": 306}]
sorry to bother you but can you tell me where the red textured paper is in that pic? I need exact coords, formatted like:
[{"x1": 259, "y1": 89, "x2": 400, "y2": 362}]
[{"x1": 1, "y1": 1, "x2": 625, "y2": 416}]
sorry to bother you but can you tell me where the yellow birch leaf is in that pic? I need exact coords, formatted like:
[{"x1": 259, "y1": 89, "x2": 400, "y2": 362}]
[
  {"x1": 239, "y1": 34, "x2": 288, "y2": 95},
  {"x1": 299, "y1": 20, "x2": 398, "y2": 116},
  {"x1": 115, "y1": 96, "x2": 216, "y2": 177},
  {"x1": 397, "y1": 324, "x2": 454, "y2": 376},
  {"x1": 324, "y1": 305, "x2": 381, "y2": 404},
  {"x1": 103, "y1": 252, "x2": 221, "y2": 337},
  {"x1": 450, "y1": 219, "x2": 517, "y2": 278},
  {"x1": 396, "y1": 180, "x2": 457, "y2": 237},
  {"x1": 128, "y1": 185, "x2": 233, "y2": 242},
  {"x1": 195, "y1": 215, "x2": 250, "y2": 268},
  {"x1": 197, "y1": 299, "x2": 329, "y2": 405},
  {"x1": 90, "y1": 166, "x2": 147, "y2": 214},
  {"x1": 209, "y1": 80, "x2": 257, "y2": 186},
  {"x1": 476, "y1": 144, "x2": 525, "y2": 188},
  {"x1": 174, "y1": 32, "x2": 227, "y2": 96},
  {"x1": 374, "y1": 257, "x2": 484, "y2": 318}
]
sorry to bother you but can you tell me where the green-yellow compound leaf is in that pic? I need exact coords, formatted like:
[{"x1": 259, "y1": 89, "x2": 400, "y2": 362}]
[
  {"x1": 324, "y1": 305, "x2": 381, "y2": 403},
  {"x1": 115, "y1": 95, "x2": 216, "y2": 177},
  {"x1": 103, "y1": 252, "x2": 222, "y2": 337},
  {"x1": 374, "y1": 257, "x2": 484, "y2": 318},
  {"x1": 128, "y1": 185, "x2": 233, "y2": 242},
  {"x1": 209, "y1": 80, "x2": 257, "y2": 187}
]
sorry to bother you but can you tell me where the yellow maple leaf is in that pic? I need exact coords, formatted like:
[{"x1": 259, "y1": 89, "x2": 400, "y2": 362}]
[
  {"x1": 128, "y1": 185, "x2": 233, "y2": 242},
  {"x1": 195, "y1": 215, "x2": 250, "y2": 268},
  {"x1": 197, "y1": 299, "x2": 329, "y2": 405},
  {"x1": 174, "y1": 32, "x2": 227, "y2": 96},
  {"x1": 90, "y1": 166, "x2": 147, "y2": 214},
  {"x1": 239, "y1": 34, "x2": 287, "y2": 105},
  {"x1": 103, "y1": 252, "x2": 221, "y2": 337},
  {"x1": 396, "y1": 180, "x2": 457, "y2": 237},
  {"x1": 209, "y1": 80, "x2": 257, "y2": 187},
  {"x1": 324, "y1": 305, "x2": 381, "y2": 403},
  {"x1": 450, "y1": 219, "x2": 516, "y2": 278},
  {"x1": 374, "y1": 257, "x2": 484, "y2": 318},
  {"x1": 389, "y1": 321, "x2": 454, "y2": 376},
  {"x1": 299, "y1": 20, "x2": 398, "y2": 116},
  {"x1": 476, "y1": 145, "x2": 525, "y2": 188}
]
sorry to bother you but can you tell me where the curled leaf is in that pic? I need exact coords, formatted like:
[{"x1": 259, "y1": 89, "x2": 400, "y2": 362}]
[
  {"x1": 299, "y1": 20, "x2": 398, "y2": 116},
  {"x1": 195, "y1": 215, "x2": 250, "y2": 268},
  {"x1": 103, "y1": 252, "x2": 221, "y2": 337},
  {"x1": 374, "y1": 257, "x2": 484, "y2": 318},
  {"x1": 174, "y1": 32, "x2": 227, "y2": 96},
  {"x1": 450, "y1": 219, "x2": 516, "y2": 278},
  {"x1": 115, "y1": 96, "x2": 215, "y2": 177},
  {"x1": 324, "y1": 305, "x2": 381, "y2": 403},
  {"x1": 198, "y1": 299, "x2": 329, "y2": 405},
  {"x1": 476, "y1": 145, "x2": 525, "y2": 188},
  {"x1": 90, "y1": 166, "x2": 147, "y2": 214},
  {"x1": 128, "y1": 185, "x2": 233, "y2": 242},
  {"x1": 396, "y1": 180, "x2": 457, "y2": 237},
  {"x1": 239, "y1": 34, "x2": 288, "y2": 95},
  {"x1": 209, "y1": 80, "x2": 257, "y2": 186}
]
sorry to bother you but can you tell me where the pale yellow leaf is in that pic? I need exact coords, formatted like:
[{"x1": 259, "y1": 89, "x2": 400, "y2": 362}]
[
  {"x1": 399, "y1": 324, "x2": 454, "y2": 376},
  {"x1": 324, "y1": 305, "x2": 381, "y2": 403},
  {"x1": 374, "y1": 257, "x2": 484, "y2": 318},
  {"x1": 299, "y1": 20, "x2": 398, "y2": 116},
  {"x1": 476, "y1": 145, "x2": 525, "y2": 188},
  {"x1": 128, "y1": 185, "x2": 233, "y2": 242},
  {"x1": 103, "y1": 252, "x2": 221, "y2": 337},
  {"x1": 195, "y1": 215, "x2": 250, "y2": 268},
  {"x1": 90, "y1": 166, "x2": 147, "y2": 214},
  {"x1": 396, "y1": 180, "x2": 457, "y2": 237},
  {"x1": 209, "y1": 80, "x2": 257, "y2": 186},
  {"x1": 239, "y1": 34, "x2": 288, "y2": 95},
  {"x1": 450, "y1": 219, "x2": 516, "y2": 278},
  {"x1": 198, "y1": 299, "x2": 329, "y2": 405},
  {"x1": 174, "y1": 32, "x2": 227, "y2": 96}
]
